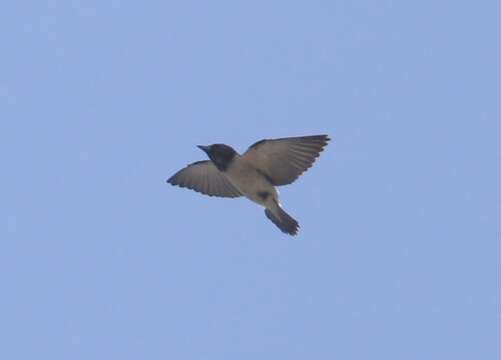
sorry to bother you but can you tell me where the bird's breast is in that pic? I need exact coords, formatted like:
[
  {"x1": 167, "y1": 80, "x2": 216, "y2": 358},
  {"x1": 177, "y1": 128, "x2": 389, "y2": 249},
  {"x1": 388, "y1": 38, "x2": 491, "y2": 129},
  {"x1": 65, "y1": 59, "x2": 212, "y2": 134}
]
[{"x1": 223, "y1": 157, "x2": 277, "y2": 206}]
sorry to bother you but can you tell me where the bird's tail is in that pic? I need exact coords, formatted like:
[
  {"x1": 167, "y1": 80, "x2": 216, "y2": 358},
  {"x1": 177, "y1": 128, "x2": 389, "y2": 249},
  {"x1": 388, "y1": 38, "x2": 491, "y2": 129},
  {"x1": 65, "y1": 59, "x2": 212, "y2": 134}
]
[{"x1": 264, "y1": 202, "x2": 299, "y2": 236}]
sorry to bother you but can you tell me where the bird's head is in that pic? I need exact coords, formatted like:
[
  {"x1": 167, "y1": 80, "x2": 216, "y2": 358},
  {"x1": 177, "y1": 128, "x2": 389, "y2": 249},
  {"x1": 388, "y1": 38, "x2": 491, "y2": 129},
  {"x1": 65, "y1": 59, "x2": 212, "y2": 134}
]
[{"x1": 197, "y1": 144, "x2": 237, "y2": 171}]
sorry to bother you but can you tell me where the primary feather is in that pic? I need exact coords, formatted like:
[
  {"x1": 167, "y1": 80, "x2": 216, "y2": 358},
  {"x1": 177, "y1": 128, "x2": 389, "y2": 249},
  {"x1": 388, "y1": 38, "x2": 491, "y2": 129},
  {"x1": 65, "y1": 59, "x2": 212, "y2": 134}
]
[
  {"x1": 167, "y1": 160, "x2": 242, "y2": 198},
  {"x1": 242, "y1": 135, "x2": 330, "y2": 185}
]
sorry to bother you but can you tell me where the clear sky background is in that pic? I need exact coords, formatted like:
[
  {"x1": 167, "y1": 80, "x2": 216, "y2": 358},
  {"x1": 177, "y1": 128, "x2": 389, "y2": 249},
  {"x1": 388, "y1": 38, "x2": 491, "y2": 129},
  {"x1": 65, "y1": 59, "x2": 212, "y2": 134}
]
[{"x1": 1, "y1": 1, "x2": 500, "y2": 359}]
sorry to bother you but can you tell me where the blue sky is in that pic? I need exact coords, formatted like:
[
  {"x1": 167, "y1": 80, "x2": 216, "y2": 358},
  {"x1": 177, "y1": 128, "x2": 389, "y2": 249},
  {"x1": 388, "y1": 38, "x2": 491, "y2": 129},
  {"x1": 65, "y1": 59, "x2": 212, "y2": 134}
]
[{"x1": 1, "y1": 1, "x2": 500, "y2": 359}]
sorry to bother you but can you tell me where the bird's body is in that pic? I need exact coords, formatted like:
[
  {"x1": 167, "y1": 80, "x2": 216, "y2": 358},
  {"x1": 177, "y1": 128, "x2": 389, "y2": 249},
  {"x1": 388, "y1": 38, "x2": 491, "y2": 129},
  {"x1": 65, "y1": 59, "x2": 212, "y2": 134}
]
[
  {"x1": 224, "y1": 153, "x2": 278, "y2": 207},
  {"x1": 167, "y1": 135, "x2": 330, "y2": 235}
]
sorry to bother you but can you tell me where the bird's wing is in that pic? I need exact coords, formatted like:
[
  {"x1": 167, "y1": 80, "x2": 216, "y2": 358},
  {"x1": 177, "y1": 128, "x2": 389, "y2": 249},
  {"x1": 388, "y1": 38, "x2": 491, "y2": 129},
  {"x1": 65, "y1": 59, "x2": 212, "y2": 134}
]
[
  {"x1": 242, "y1": 135, "x2": 330, "y2": 186},
  {"x1": 167, "y1": 160, "x2": 242, "y2": 198}
]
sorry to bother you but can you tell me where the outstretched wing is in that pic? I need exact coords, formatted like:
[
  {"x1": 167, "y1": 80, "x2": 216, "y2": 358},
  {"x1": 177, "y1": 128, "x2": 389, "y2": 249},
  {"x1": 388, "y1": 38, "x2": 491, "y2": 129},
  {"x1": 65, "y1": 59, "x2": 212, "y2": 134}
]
[
  {"x1": 242, "y1": 135, "x2": 330, "y2": 186},
  {"x1": 167, "y1": 160, "x2": 242, "y2": 198}
]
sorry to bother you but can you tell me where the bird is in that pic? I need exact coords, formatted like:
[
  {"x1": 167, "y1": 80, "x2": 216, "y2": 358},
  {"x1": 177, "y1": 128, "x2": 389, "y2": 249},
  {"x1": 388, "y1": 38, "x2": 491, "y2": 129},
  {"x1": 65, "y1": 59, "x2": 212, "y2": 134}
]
[{"x1": 167, "y1": 135, "x2": 330, "y2": 235}]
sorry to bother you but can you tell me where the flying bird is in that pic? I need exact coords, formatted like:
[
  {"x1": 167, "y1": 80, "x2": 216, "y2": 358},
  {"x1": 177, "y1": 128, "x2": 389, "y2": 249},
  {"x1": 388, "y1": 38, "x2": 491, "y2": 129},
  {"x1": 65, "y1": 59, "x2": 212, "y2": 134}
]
[{"x1": 167, "y1": 135, "x2": 330, "y2": 235}]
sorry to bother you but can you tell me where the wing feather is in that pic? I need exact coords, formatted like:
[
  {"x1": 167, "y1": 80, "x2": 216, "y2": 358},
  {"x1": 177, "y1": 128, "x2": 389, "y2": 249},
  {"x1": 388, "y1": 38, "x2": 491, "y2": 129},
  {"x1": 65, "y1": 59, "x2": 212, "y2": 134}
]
[
  {"x1": 242, "y1": 135, "x2": 330, "y2": 186},
  {"x1": 167, "y1": 160, "x2": 242, "y2": 198}
]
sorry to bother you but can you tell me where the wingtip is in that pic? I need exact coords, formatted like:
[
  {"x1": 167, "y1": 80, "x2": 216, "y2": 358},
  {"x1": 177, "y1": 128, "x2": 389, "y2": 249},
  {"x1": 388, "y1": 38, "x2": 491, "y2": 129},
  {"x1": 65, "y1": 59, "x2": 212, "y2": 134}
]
[
  {"x1": 308, "y1": 134, "x2": 331, "y2": 150},
  {"x1": 166, "y1": 175, "x2": 179, "y2": 185},
  {"x1": 319, "y1": 134, "x2": 331, "y2": 142},
  {"x1": 307, "y1": 134, "x2": 331, "y2": 144}
]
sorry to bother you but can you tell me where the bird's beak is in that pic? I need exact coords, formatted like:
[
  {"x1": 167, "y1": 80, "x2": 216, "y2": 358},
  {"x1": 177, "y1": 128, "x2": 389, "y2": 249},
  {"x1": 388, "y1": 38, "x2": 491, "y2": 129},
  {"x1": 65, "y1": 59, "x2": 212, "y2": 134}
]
[{"x1": 197, "y1": 145, "x2": 210, "y2": 153}]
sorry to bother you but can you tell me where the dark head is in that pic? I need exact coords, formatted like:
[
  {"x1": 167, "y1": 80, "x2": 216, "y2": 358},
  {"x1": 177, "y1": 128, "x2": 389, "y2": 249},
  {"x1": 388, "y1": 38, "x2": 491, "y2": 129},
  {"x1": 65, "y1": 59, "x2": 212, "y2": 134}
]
[{"x1": 197, "y1": 144, "x2": 237, "y2": 171}]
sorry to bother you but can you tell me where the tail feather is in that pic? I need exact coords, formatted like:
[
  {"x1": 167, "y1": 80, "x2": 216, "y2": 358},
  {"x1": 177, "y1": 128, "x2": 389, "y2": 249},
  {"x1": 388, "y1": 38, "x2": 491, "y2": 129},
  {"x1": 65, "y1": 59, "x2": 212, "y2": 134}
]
[{"x1": 264, "y1": 206, "x2": 299, "y2": 236}]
